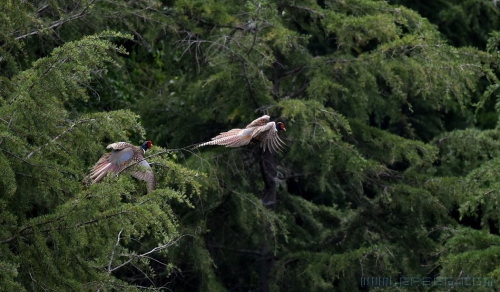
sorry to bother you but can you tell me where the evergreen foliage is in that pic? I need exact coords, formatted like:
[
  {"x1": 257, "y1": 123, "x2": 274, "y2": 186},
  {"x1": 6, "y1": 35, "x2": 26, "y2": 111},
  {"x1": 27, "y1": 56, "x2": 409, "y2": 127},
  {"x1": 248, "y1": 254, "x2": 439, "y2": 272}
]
[
  {"x1": 0, "y1": 6, "x2": 202, "y2": 289},
  {"x1": 2, "y1": 0, "x2": 500, "y2": 291},
  {"x1": 389, "y1": 0, "x2": 500, "y2": 48}
]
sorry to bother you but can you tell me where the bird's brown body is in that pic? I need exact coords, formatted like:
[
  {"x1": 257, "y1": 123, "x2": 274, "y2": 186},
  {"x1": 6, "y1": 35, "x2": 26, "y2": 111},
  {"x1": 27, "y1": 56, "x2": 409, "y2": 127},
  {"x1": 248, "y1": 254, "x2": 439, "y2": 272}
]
[
  {"x1": 195, "y1": 115, "x2": 286, "y2": 153},
  {"x1": 87, "y1": 141, "x2": 155, "y2": 192}
]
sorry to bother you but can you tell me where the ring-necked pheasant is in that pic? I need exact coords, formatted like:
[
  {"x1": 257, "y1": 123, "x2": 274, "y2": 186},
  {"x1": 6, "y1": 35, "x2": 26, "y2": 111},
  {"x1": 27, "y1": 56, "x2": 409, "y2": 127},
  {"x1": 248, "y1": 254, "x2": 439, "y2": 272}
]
[
  {"x1": 194, "y1": 115, "x2": 286, "y2": 153},
  {"x1": 87, "y1": 141, "x2": 156, "y2": 192}
]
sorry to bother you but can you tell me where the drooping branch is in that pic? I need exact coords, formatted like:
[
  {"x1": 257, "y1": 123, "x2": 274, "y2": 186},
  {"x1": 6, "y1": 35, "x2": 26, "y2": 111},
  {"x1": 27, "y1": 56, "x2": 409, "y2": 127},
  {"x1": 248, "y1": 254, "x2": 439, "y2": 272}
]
[
  {"x1": 0, "y1": 215, "x2": 65, "y2": 244},
  {"x1": 27, "y1": 118, "x2": 96, "y2": 159},
  {"x1": 9, "y1": 56, "x2": 70, "y2": 106},
  {"x1": 0, "y1": 211, "x2": 127, "y2": 244},
  {"x1": 0, "y1": 148, "x2": 38, "y2": 168}
]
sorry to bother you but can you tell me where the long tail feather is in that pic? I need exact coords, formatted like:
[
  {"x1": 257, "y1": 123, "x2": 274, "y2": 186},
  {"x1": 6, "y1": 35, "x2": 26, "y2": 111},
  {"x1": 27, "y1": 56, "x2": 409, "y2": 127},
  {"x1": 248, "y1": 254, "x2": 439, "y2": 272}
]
[
  {"x1": 88, "y1": 153, "x2": 119, "y2": 184},
  {"x1": 196, "y1": 135, "x2": 251, "y2": 149},
  {"x1": 212, "y1": 129, "x2": 242, "y2": 140}
]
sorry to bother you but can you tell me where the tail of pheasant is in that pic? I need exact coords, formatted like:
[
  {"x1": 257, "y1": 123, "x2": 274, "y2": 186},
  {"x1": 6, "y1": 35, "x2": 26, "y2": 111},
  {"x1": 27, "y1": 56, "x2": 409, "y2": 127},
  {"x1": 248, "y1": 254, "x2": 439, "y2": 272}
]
[{"x1": 88, "y1": 152, "x2": 119, "y2": 183}]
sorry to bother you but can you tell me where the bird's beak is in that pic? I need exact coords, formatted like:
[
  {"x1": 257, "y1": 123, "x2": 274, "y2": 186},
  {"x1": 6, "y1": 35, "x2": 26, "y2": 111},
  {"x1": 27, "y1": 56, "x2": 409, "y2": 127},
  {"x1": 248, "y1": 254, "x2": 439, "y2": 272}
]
[{"x1": 283, "y1": 128, "x2": 286, "y2": 131}]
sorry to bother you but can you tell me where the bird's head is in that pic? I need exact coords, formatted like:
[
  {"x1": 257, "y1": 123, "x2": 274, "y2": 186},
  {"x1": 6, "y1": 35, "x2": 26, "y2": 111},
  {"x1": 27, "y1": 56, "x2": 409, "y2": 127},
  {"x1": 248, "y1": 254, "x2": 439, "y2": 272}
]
[
  {"x1": 141, "y1": 140, "x2": 153, "y2": 151},
  {"x1": 276, "y1": 122, "x2": 286, "y2": 132}
]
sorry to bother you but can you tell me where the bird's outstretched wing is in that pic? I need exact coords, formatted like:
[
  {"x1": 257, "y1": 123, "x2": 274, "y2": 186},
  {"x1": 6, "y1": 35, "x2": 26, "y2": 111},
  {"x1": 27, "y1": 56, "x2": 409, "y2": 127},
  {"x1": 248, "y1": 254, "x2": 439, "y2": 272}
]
[
  {"x1": 130, "y1": 160, "x2": 156, "y2": 193},
  {"x1": 255, "y1": 122, "x2": 286, "y2": 153},
  {"x1": 106, "y1": 142, "x2": 135, "y2": 150},
  {"x1": 245, "y1": 115, "x2": 270, "y2": 128},
  {"x1": 88, "y1": 148, "x2": 134, "y2": 183}
]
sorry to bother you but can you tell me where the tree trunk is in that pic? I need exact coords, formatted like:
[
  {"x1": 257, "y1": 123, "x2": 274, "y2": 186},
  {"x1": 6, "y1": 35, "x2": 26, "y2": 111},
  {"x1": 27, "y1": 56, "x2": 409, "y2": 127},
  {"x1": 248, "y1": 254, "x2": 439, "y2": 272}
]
[{"x1": 259, "y1": 148, "x2": 277, "y2": 292}]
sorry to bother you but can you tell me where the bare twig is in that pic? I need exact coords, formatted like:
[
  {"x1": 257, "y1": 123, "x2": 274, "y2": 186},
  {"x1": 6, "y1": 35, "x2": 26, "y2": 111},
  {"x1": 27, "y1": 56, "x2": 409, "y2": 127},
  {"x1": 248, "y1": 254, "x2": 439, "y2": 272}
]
[{"x1": 108, "y1": 229, "x2": 123, "y2": 273}]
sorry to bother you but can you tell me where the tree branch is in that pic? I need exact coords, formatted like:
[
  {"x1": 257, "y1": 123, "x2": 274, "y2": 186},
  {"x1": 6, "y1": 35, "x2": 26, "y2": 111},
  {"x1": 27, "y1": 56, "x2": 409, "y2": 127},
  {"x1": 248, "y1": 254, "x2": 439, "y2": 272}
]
[
  {"x1": 272, "y1": 61, "x2": 281, "y2": 98},
  {"x1": 284, "y1": 82, "x2": 309, "y2": 99},
  {"x1": 0, "y1": 215, "x2": 65, "y2": 244},
  {"x1": 109, "y1": 235, "x2": 191, "y2": 273},
  {"x1": 208, "y1": 244, "x2": 262, "y2": 256},
  {"x1": 27, "y1": 118, "x2": 96, "y2": 159},
  {"x1": 0, "y1": 115, "x2": 14, "y2": 147},
  {"x1": 9, "y1": 56, "x2": 69, "y2": 107},
  {"x1": 246, "y1": 3, "x2": 261, "y2": 56},
  {"x1": 280, "y1": 65, "x2": 307, "y2": 80},
  {"x1": 108, "y1": 229, "x2": 123, "y2": 273},
  {"x1": 116, "y1": 147, "x2": 186, "y2": 175},
  {"x1": 14, "y1": 0, "x2": 97, "y2": 41},
  {"x1": 0, "y1": 148, "x2": 38, "y2": 168},
  {"x1": 288, "y1": 5, "x2": 325, "y2": 16},
  {"x1": 0, "y1": 211, "x2": 127, "y2": 245},
  {"x1": 242, "y1": 61, "x2": 259, "y2": 108}
]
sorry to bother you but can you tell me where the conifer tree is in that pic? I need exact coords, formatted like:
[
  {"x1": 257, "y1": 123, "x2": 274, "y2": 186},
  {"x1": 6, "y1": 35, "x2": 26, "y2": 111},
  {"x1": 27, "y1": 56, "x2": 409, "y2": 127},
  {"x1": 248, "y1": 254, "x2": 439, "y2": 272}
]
[
  {"x1": 130, "y1": 0, "x2": 500, "y2": 290},
  {"x1": 3, "y1": 0, "x2": 500, "y2": 291},
  {"x1": 0, "y1": 2, "x2": 203, "y2": 290},
  {"x1": 389, "y1": 0, "x2": 500, "y2": 48}
]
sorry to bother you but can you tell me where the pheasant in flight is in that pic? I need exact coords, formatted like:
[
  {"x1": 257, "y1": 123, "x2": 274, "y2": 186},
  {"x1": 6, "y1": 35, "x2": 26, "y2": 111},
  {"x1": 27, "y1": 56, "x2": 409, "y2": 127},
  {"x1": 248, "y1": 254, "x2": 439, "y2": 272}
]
[
  {"x1": 86, "y1": 141, "x2": 156, "y2": 192},
  {"x1": 195, "y1": 115, "x2": 286, "y2": 153}
]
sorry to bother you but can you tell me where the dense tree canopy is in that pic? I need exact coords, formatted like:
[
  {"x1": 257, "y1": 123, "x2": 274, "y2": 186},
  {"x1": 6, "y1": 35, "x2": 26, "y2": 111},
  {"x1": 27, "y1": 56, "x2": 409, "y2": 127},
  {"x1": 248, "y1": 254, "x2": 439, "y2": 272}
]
[{"x1": 1, "y1": 0, "x2": 500, "y2": 291}]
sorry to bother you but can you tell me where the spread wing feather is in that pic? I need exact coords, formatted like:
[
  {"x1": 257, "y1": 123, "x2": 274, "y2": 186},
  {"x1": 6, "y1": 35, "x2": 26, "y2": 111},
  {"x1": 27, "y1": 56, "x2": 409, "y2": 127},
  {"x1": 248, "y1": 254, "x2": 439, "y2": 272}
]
[
  {"x1": 106, "y1": 142, "x2": 135, "y2": 150},
  {"x1": 130, "y1": 160, "x2": 156, "y2": 193},
  {"x1": 245, "y1": 115, "x2": 270, "y2": 128},
  {"x1": 255, "y1": 122, "x2": 286, "y2": 153}
]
